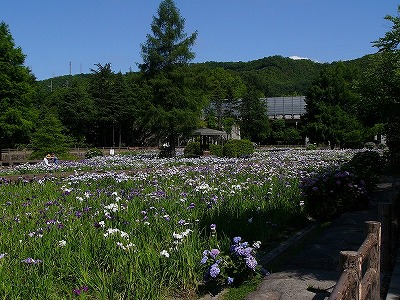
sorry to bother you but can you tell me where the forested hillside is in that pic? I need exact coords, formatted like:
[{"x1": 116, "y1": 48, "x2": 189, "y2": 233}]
[
  {"x1": 39, "y1": 55, "x2": 373, "y2": 97},
  {"x1": 197, "y1": 55, "x2": 326, "y2": 96}
]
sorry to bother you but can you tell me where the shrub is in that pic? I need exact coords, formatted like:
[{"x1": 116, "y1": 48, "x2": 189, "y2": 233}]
[
  {"x1": 364, "y1": 142, "x2": 376, "y2": 149},
  {"x1": 341, "y1": 150, "x2": 384, "y2": 191},
  {"x1": 85, "y1": 148, "x2": 103, "y2": 159},
  {"x1": 301, "y1": 151, "x2": 384, "y2": 221},
  {"x1": 306, "y1": 143, "x2": 317, "y2": 150},
  {"x1": 301, "y1": 170, "x2": 369, "y2": 220},
  {"x1": 223, "y1": 140, "x2": 254, "y2": 158},
  {"x1": 209, "y1": 144, "x2": 223, "y2": 157},
  {"x1": 184, "y1": 142, "x2": 201, "y2": 157},
  {"x1": 200, "y1": 237, "x2": 262, "y2": 288}
]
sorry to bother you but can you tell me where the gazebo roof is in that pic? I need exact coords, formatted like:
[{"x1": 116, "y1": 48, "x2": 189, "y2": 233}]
[{"x1": 193, "y1": 128, "x2": 227, "y2": 136}]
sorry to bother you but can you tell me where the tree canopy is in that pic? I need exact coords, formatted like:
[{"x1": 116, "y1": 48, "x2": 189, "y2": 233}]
[
  {"x1": 367, "y1": 5, "x2": 400, "y2": 152},
  {"x1": 0, "y1": 22, "x2": 37, "y2": 148}
]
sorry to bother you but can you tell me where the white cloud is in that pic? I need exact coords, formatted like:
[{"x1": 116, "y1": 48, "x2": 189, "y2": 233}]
[{"x1": 289, "y1": 55, "x2": 310, "y2": 60}]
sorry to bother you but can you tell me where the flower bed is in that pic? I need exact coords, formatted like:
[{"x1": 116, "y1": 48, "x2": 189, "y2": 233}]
[{"x1": 0, "y1": 149, "x2": 367, "y2": 298}]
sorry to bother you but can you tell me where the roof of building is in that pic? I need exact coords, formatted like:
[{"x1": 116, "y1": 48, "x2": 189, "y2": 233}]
[
  {"x1": 264, "y1": 96, "x2": 306, "y2": 117},
  {"x1": 193, "y1": 128, "x2": 227, "y2": 136},
  {"x1": 207, "y1": 96, "x2": 306, "y2": 120}
]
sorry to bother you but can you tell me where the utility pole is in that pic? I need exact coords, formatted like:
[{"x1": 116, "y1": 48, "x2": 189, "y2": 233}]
[{"x1": 48, "y1": 72, "x2": 54, "y2": 92}]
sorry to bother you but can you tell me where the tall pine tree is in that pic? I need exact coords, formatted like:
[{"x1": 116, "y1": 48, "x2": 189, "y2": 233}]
[{"x1": 140, "y1": 0, "x2": 205, "y2": 156}]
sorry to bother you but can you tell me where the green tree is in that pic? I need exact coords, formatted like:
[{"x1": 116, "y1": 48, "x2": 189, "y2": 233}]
[
  {"x1": 270, "y1": 119, "x2": 301, "y2": 145},
  {"x1": 30, "y1": 111, "x2": 73, "y2": 159},
  {"x1": 271, "y1": 119, "x2": 286, "y2": 142},
  {"x1": 89, "y1": 63, "x2": 116, "y2": 146},
  {"x1": 205, "y1": 68, "x2": 246, "y2": 129},
  {"x1": 110, "y1": 72, "x2": 137, "y2": 147},
  {"x1": 139, "y1": 0, "x2": 197, "y2": 75},
  {"x1": 0, "y1": 22, "x2": 37, "y2": 149},
  {"x1": 140, "y1": 0, "x2": 202, "y2": 156},
  {"x1": 283, "y1": 127, "x2": 302, "y2": 144},
  {"x1": 47, "y1": 80, "x2": 95, "y2": 146},
  {"x1": 239, "y1": 90, "x2": 270, "y2": 143},
  {"x1": 304, "y1": 103, "x2": 364, "y2": 148},
  {"x1": 304, "y1": 63, "x2": 365, "y2": 147},
  {"x1": 367, "y1": 5, "x2": 400, "y2": 152}
]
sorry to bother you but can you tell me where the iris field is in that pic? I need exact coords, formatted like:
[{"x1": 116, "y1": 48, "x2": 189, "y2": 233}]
[{"x1": 0, "y1": 149, "x2": 361, "y2": 299}]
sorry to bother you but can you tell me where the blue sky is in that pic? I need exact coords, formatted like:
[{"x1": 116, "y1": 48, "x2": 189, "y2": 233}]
[{"x1": 2, "y1": 1, "x2": 398, "y2": 80}]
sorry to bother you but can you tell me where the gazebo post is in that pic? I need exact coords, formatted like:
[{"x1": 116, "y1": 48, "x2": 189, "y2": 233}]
[{"x1": 199, "y1": 134, "x2": 203, "y2": 153}]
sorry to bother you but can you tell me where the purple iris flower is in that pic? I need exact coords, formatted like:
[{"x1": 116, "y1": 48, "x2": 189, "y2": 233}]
[
  {"x1": 73, "y1": 289, "x2": 81, "y2": 296},
  {"x1": 210, "y1": 249, "x2": 220, "y2": 259},
  {"x1": 21, "y1": 257, "x2": 42, "y2": 265}
]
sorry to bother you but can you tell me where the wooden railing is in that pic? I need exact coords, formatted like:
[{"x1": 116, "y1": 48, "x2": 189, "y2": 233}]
[{"x1": 328, "y1": 221, "x2": 381, "y2": 300}]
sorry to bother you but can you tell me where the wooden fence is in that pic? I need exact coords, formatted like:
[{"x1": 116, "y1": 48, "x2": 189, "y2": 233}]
[{"x1": 328, "y1": 221, "x2": 381, "y2": 300}]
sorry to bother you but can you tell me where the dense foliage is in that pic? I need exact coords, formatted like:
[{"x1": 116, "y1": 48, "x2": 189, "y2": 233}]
[
  {"x1": 366, "y1": 6, "x2": 400, "y2": 155},
  {"x1": 223, "y1": 139, "x2": 254, "y2": 158},
  {"x1": 0, "y1": 22, "x2": 38, "y2": 149},
  {"x1": 85, "y1": 148, "x2": 104, "y2": 159},
  {"x1": 183, "y1": 141, "x2": 201, "y2": 157}
]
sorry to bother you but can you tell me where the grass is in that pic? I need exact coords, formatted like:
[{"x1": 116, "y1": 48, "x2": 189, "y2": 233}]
[{"x1": 220, "y1": 274, "x2": 263, "y2": 300}]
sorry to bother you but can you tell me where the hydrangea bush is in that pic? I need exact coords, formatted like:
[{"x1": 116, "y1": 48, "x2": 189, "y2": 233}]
[{"x1": 200, "y1": 236, "x2": 263, "y2": 288}]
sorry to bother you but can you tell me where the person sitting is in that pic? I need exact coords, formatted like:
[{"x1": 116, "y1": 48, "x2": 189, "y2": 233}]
[
  {"x1": 43, "y1": 154, "x2": 52, "y2": 166},
  {"x1": 51, "y1": 153, "x2": 59, "y2": 165}
]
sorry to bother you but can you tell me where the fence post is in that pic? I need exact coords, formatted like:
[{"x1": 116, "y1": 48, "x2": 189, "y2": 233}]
[
  {"x1": 339, "y1": 250, "x2": 360, "y2": 300},
  {"x1": 365, "y1": 221, "x2": 381, "y2": 300},
  {"x1": 391, "y1": 192, "x2": 400, "y2": 269},
  {"x1": 378, "y1": 202, "x2": 392, "y2": 272}
]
